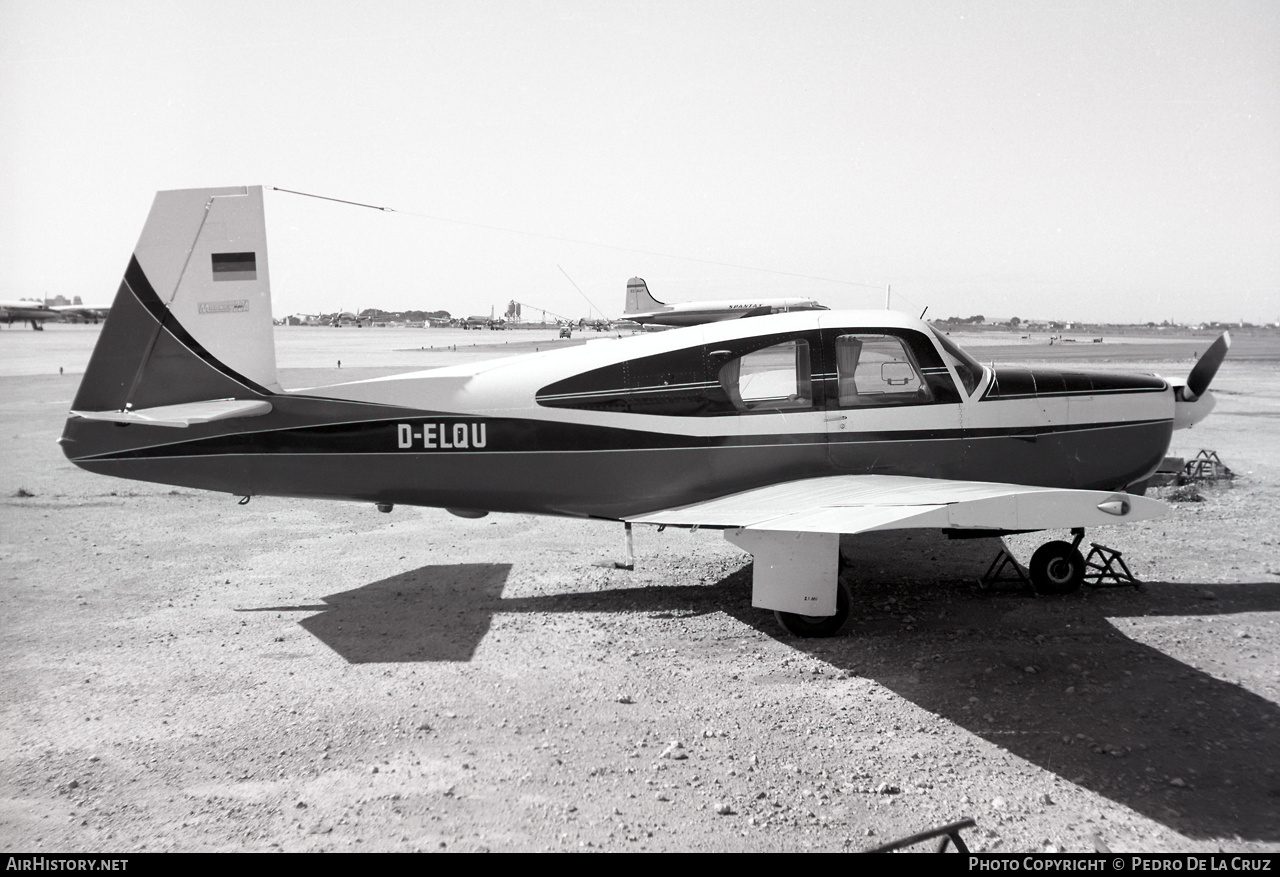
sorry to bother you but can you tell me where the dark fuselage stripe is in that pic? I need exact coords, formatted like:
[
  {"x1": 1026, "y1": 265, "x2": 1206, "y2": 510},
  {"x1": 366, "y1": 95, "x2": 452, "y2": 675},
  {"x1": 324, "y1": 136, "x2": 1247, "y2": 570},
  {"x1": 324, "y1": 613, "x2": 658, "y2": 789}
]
[{"x1": 72, "y1": 415, "x2": 1171, "y2": 462}]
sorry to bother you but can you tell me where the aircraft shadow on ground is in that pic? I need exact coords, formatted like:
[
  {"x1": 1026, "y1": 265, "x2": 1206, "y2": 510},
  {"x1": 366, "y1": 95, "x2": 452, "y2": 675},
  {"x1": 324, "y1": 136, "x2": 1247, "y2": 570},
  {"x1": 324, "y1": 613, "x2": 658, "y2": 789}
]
[
  {"x1": 292, "y1": 563, "x2": 514, "y2": 662},
  {"x1": 743, "y1": 530, "x2": 1280, "y2": 844},
  {"x1": 283, "y1": 561, "x2": 739, "y2": 664},
  {"x1": 273, "y1": 535, "x2": 1279, "y2": 842}
]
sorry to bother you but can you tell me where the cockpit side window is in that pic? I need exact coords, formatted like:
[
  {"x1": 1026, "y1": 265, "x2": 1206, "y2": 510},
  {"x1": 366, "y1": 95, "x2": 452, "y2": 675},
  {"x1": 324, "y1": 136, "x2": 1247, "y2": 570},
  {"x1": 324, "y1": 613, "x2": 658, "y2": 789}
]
[
  {"x1": 929, "y1": 326, "x2": 984, "y2": 396},
  {"x1": 719, "y1": 339, "x2": 813, "y2": 412},
  {"x1": 831, "y1": 334, "x2": 930, "y2": 407}
]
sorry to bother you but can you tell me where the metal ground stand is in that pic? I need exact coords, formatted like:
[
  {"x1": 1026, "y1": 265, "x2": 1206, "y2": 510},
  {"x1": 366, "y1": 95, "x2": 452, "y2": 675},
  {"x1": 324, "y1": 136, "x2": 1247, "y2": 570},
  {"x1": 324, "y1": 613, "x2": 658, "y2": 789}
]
[
  {"x1": 981, "y1": 547, "x2": 1032, "y2": 591},
  {"x1": 1082, "y1": 542, "x2": 1140, "y2": 590},
  {"x1": 982, "y1": 529, "x2": 1141, "y2": 592},
  {"x1": 864, "y1": 817, "x2": 976, "y2": 853},
  {"x1": 1182, "y1": 449, "x2": 1233, "y2": 482}
]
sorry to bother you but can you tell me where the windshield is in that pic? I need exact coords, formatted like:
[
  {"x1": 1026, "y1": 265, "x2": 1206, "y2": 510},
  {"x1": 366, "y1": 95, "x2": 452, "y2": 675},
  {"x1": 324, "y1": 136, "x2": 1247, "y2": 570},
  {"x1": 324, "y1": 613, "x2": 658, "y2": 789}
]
[{"x1": 929, "y1": 326, "x2": 985, "y2": 397}]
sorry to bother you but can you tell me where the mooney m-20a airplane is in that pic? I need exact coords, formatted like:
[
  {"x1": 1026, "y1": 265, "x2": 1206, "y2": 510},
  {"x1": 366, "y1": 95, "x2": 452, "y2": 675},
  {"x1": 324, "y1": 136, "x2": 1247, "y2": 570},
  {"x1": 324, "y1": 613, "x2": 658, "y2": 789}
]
[
  {"x1": 61, "y1": 186, "x2": 1230, "y2": 636},
  {"x1": 622, "y1": 276, "x2": 827, "y2": 327}
]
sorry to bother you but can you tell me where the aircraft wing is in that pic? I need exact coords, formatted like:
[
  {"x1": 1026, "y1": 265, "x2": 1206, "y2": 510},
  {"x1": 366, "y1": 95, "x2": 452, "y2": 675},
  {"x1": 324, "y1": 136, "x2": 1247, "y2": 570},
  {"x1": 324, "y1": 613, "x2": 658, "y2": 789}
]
[{"x1": 625, "y1": 474, "x2": 1166, "y2": 534}]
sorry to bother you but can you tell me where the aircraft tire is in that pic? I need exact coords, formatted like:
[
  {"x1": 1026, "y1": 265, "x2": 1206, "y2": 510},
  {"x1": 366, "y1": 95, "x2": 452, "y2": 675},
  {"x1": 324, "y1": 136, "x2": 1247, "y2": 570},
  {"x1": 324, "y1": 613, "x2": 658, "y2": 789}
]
[
  {"x1": 1029, "y1": 541, "x2": 1085, "y2": 595},
  {"x1": 774, "y1": 582, "x2": 851, "y2": 638}
]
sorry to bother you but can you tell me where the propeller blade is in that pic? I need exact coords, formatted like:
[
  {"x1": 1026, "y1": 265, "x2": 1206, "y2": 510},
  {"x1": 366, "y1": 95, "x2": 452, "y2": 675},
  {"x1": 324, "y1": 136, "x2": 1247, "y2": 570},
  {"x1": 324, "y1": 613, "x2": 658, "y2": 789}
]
[{"x1": 1181, "y1": 331, "x2": 1231, "y2": 402}]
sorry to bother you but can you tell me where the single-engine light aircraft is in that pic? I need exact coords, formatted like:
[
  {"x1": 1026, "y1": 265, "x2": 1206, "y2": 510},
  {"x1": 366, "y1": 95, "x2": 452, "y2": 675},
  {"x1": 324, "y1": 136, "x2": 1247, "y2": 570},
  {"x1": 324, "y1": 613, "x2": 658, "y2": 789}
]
[
  {"x1": 622, "y1": 276, "x2": 828, "y2": 327},
  {"x1": 60, "y1": 186, "x2": 1230, "y2": 636}
]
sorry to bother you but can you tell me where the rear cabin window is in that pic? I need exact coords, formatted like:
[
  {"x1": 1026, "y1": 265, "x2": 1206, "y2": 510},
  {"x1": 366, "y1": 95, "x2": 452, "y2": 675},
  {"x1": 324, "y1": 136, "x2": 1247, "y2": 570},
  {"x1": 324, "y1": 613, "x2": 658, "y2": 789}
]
[
  {"x1": 719, "y1": 339, "x2": 813, "y2": 412},
  {"x1": 534, "y1": 333, "x2": 818, "y2": 416},
  {"x1": 832, "y1": 334, "x2": 930, "y2": 407}
]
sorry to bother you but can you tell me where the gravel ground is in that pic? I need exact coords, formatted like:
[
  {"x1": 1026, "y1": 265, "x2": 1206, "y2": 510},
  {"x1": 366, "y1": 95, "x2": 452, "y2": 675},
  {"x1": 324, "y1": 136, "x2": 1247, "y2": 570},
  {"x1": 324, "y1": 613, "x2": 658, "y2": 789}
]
[{"x1": 2, "y1": 338, "x2": 1277, "y2": 853}]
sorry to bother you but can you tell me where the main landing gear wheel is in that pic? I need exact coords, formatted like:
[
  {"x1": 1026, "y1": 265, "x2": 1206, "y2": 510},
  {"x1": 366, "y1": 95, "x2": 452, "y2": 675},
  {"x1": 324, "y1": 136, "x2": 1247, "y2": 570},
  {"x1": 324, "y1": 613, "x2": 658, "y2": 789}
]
[
  {"x1": 774, "y1": 582, "x2": 851, "y2": 638},
  {"x1": 1029, "y1": 541, "x2": 1086, "y2": 595}
]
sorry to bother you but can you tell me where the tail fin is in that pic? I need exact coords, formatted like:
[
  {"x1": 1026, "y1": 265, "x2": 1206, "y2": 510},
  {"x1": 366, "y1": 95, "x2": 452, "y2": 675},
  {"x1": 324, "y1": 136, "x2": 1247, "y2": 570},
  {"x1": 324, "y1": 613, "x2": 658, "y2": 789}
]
[
  {"x1": 624, "y1": 277, "x2": 663, "y2": 314},
  {"x1": 72, "y1": 186, "x2": 280, "y2": 414}
]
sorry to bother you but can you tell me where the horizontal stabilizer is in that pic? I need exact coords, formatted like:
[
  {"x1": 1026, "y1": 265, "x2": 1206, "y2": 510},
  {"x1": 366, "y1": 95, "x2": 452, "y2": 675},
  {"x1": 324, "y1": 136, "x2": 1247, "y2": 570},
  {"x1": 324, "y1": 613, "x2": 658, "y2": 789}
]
[{"x1": 71, "y1": 399, "x2": 272, "y2": 428}]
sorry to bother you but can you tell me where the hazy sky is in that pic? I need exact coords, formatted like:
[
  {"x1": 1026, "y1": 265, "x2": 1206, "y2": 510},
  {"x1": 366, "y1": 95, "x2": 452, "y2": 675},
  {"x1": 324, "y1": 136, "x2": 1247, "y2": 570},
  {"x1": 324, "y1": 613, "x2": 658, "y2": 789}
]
[{"x1": 2, "y1": 0, "x2": 1277, "y2": 323}]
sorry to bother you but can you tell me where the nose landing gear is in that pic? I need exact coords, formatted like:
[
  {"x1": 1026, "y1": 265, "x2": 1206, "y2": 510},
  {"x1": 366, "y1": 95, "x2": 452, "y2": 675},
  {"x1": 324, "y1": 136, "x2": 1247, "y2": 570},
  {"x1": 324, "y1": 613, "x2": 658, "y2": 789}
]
[
  {"x1": 985, "y1": 528, "x2": 1140, "y2": 594},
  {"x1": 1028, "y1": 531, "x2": 1087, "y2": 595}
]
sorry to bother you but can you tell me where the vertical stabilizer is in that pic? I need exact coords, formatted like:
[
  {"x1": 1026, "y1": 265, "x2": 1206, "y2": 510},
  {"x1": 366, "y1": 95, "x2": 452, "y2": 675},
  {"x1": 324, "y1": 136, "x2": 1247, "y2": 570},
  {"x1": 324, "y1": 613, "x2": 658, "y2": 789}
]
[
  {"x1": 72, "y1": 186, "x2": 280, "y2": 414},
  {"x1": 134, "y1": 186, "x2": 278, "y2": 390},
  {"x1": 624, "y1": 277, "x2": 663, "y2": 314}
]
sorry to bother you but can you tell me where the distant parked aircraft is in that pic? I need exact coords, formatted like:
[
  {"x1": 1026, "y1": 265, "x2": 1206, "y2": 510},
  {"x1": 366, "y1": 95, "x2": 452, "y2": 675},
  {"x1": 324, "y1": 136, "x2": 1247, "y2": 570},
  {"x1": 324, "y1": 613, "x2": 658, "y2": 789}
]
[
  {"x1": 622, "y1": 277, "x2": 826, "y2": 328},
  {"x1": 50, "y1": 303, "x2": 112, "y2": 324},
  {"x1": 0, "y1": 299, "x2": 59, "y2": 329}
]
